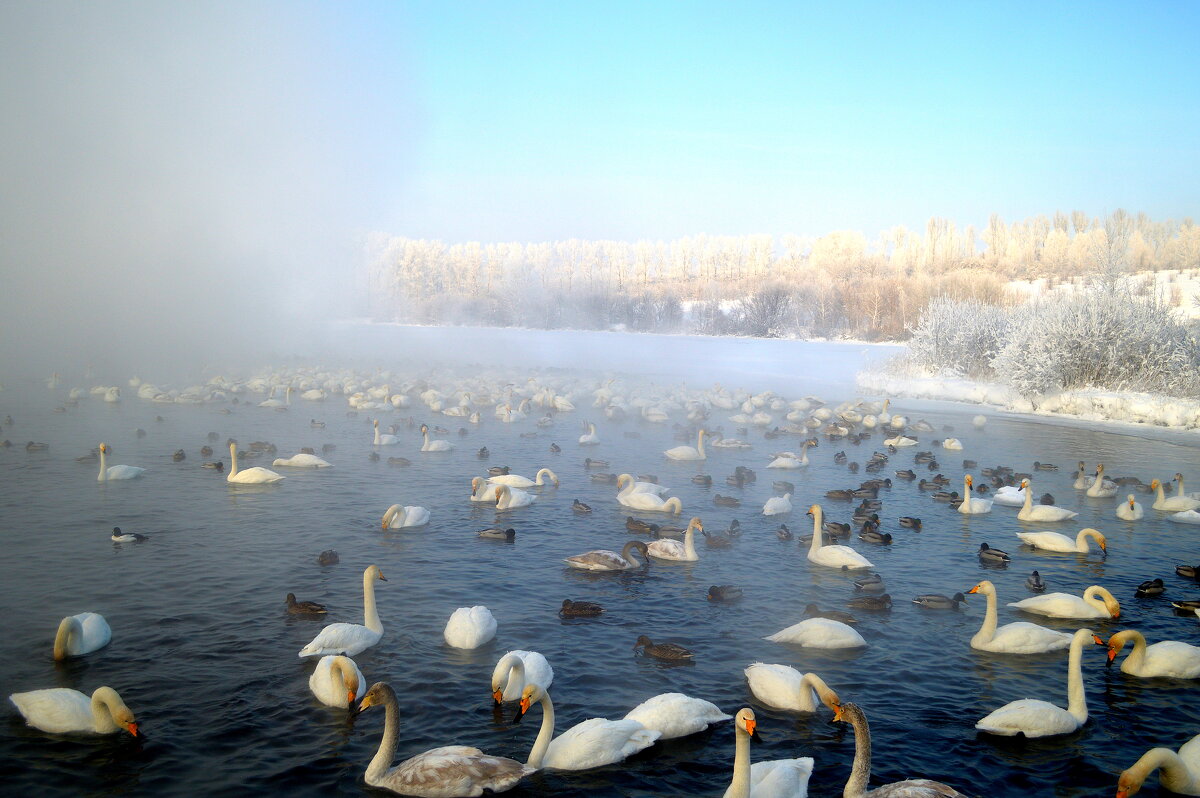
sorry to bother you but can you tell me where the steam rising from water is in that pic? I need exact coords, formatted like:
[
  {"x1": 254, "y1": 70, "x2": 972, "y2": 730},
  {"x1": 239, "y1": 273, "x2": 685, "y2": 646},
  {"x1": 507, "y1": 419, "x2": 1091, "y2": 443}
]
[{"x1": 0, "y1": 2, "x2": 412, "y2": 380}]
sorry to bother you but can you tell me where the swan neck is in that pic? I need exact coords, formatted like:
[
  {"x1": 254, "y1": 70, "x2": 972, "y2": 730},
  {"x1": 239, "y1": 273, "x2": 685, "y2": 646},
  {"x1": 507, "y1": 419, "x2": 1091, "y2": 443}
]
[
  {"x1": 1066, "y1": 631, "x2": 1089, "y2": 723},
  {"x1": 1121, "y1": 630, "x2": 1148, "y2": 673},
  {"x1": 844, "y1": 709, "x2": 872, "y2": 798},
  {"x1": 1022, "y1": 486, "x2": 1033, "y2": 512},
  {"x1": 493, "y1": 653, "x2": 524, "y2": 692},
  {"x1": 526, "y1": 691, "x2": 555, "y2": 769},
  {"x1": 1129, "y1": 748, "x2": 1196, "y2": 793},
  {"x1": 98, "y1": 447, "x2": 107, "y2": 481},
  {"x1": 665, "y1": 496, "x2": 682, "y2": 515},
  {"x1": 622, "y1": 541, "x2": 644, "y2": 567},
  {"x1": 54, "y1": 616, "x2": 80, "y2": 661},
  {"x1": 229, "y1": 443, "x2": 239, "y2": 477},
  {"x1": 366, "y1": 686, "x2": 401, "y2": 783},
  {"x1": 363, "y1": 569, "x2": 382, "y2": 634},
  {"x1": 696, "y1": 429, "x2": 706, "y2": 458},
  {"x1": 809, "y1": 506, "x2": 823, "y2": 555},
  {"x1": 90, "y1": 687, "x2": 123, "y2": 733},
  {"x1": 1083, "y1": 586, "x2": 1112, "y2": 616},
  {"x1": 729, "y1": 722, "x2": 752, "y2": 798},
  {"x1": 799, "y1": 672, "x2": 830, "y2": 712},
  {"x1": 973, "y1": 584, "x2": 999, "y2": 646},
  {"x1": 683, "y1": 523, "x2": 697, "y2": 559}
]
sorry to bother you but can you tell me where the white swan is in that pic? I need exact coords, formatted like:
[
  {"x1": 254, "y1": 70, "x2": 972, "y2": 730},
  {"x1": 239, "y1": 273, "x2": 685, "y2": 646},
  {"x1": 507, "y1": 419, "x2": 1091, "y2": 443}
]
[
  {"x1": 491, "y1": 650, "x2": 554, "y2": 703},
  {"x1": 258, "y1": 386, "x2": 291, "y2": 407},
  {"x1": 299, "y1": 565, "x2": 386, "y2": 657},
  {"x1": 1117, "y1": 733, "x2": 1200, "y2": 797},
  {"x1": 992, "y1": 483, "x2": 1027, "y2": 507},
  {"x1": 565, "y1": 540, "x2": 649, "y2": 571},
  {"x1": 957, "y1": 475, "x2": 992, "y2": 514},
  {"x1": 420, "y1": 424, "x2": 454, "y2": 452},
  {"x1": 975, "y1": 628, "x2": 1100, "y2": 737},
  {"x1": 624, "y1": 692, "x2": 731, "y2": 740},
  {"x1": 1008, "y1": 585, "x2": 1120, "y2": 620},
  {"x1": 665, "y1": 429, "x2": 707, "y2": 461},
  {"x1": 744, "y1": 664, "x2": 840, "y2": 713},
  {"x1": 578, "y1": 422, "x2": 600, "y2": 446},
  {"x1": 617, "y1": 473, "x2": 671, "y2": 496},
  {"x1": 272, "y1": 453, "x2": 333, "y2": 468},
  {"x1": 97, "y1": 443, "x2": 145, "y2": 481},
  {"x1": 883, "y1": 434, "x2": 917, "y2": 447},
  {"x1": 9, "y1": 686, "x2": 139, "y2": 736},
  {"x1": 470, "y1": 477, "x2": 501, "y2": 503},
  {"x1": 765, "y1": 617, "x2": 866, "y2": 649},
  {"x1": 966, "y1": 581, "x2": 1072, "y2": 654},
  {"x1": 358, "y1": 682, "x2": 531, "y2": 795},
  {"x1": 309, "y1": 655, "x2": 365, "y2": 708},
  {"x1": 1017, "y1": 480, "x2": 1078, "y2": 521},
  {"x1": 443, "y1": 606, "x2": 497, "y2": 649},
  {"x1": 1152, "y1": 478, "x2": 1200, "y2": 511},
  {"x1": 1116, "y1": 494, "x2": 1144, "y2": 521},
  {"x1": 372, "y1": 419, "x2": 399, "y2": 446},
  {"x1": 616, "y1": 480, "x2": 682, "y2": 514},
  {"x1": 494, "y1": 484, "x2": 536, "y2": 510},
  {"x1": 1105, "y1": 629, "x2": 1200, "y2": 679},
  {"x1": 1016, "y1": 527, "x2": 1106, "y2": 555},
  {"x1": 1087, "y1": 464, "x2": 1119, "y2": 498},
  {"x1": 806, "y1": 505, "x2": 873, "y2": 570},
  {"x1": 941, "y1": 437, "x2": 963, "y2": 450},
  {"x1": 382, "y1": 504, "x2": 431, "y2": 529},
  {"x1": 647, "y1": 517, "x2": 701, "y2": 561},
  {"x1": 1169, "y1": 509, "x2": 1200, "y2": 525},
  {"x1": 488, "y1": 468, "x2": 558, "y2": 488},
  {"x1": 53, "y1": 612, "x2": 111, "y2": 660},
  {"x1": 515, "y1": 682, "x2": 660, "y2": 771},
  {"x1": 227, "y1": 442, "x2": 284, "y2": 484},
  {"x1": 766, "y1": 443, "x2": 810, "y2": 469},
  {"x1": 762, "y1": 493, "x2": 793, "y2": 516},
  {"x1": 724, "y1": 707, "x2": 814, "y2": 798}
]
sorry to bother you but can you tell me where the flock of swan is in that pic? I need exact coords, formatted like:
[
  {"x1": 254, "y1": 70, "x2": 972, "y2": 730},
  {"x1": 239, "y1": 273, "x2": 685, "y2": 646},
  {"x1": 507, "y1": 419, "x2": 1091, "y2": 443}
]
[{"x1": 7, "y1": 368, "x2": 1200, "y2": 797}]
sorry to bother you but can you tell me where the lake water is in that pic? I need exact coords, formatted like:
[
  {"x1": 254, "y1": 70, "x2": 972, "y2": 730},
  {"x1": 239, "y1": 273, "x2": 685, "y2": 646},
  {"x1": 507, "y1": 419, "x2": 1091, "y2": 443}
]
[{"x1": 2, "y1": 330, "x2": 1198, "y2": 797}]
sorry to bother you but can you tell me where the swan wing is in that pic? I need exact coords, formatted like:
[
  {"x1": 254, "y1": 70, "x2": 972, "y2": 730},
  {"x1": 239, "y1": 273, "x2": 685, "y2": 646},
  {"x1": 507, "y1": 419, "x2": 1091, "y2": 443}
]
[
  {"x1": 106, "y1": 465, "x2": 146, "y2": 480},
  {"x1": 766, "y1": 618, "x2": 866, "y2": 649},
  {"x1": 542, "y1": 718, "x2": 661, "y2": 770},
  {"x1": 975, "y1": 698, "x2": 1079, "y2": 737},
  {"x1": 623, "y1": 692, "x2": 731, "y2": 740},
  {"x1": 565, "y1": 550, "x2": 627, "y2": 570},
  {"x1": 1015, "y1": 532, "x2": 1074, "y2": 551},
  {"x1": 1168, "y1": 510, "x2": 1200, "y2": 525},
  {"x1": 745, "y1": 663, "x2": 809, "y2": 711},
  {"x1": 809, "y1": 545, "x2": 874, "y2": 570},
  {"x1": 748, "y1": 757, "x2": 815, "y2": 796},
  {"x1": 377, "y1": 746, "x2": 532, "y2": 797},
  {"x1": 299, "y1": 623, "x2": 379, "y2": 658},
  {"x1": 978, "y1": 622, "x2": 1073, "y2": 654},
  {"x1": 619, "y1": 491, "x2": 666, "y2": 510},
  {"x1": 1136, "y1": 641, "x2": 1200, "y2": 678},
  {"x1": 401, "y1": 506, "x2": 431, "y2": 527},
  {"x1": 67, "y1": 613, "x2": 112, "y2": 655},
  {"x1": 9, "y1": 688, "x2": 93, "y2": 733},
  {"x1": 647, "y1": 540, "x2": 685, "y2": 560},
  {"x1": 487, "y1": 474, "x2": 534, "y2": 487},
  {"x1": 1007, "y1": 593, "x2": 1098, "y2": 619}
]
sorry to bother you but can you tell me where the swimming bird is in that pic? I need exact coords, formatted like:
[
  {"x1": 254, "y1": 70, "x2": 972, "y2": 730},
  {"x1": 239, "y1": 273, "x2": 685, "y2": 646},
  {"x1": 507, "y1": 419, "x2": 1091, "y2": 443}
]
[
  {"x1": 571, "y1": 499, "x2": 592, "y2": 514},
  {"x1": 513, "y1": 682, "x2": 660, "y2": 771},
  {"x1": 1016, "y1": 480, "x2": 1078, "y2": 521},
  {"x1": 834, "y1": 701, "x2": 968, "y2": 796},
  {"x1": 847, "y1": 594, "x2": 892, "y2": 610},
  {"x1": 623, "y1": 693, "x2": 730, "y2": 740},
  {"x1": 299, "y1": 565, "x2": 386, "y2": 657},
  {"x1": 286, "y1": 593, "x2": 327, "y2": 614},
  {"x1": 52, "y1": 613, "x2": 111, "y2": 660},
  {"x1": 491, "y1": 651, "x2": 555, "y2": 703},
  {"x1": 443, "y1": 606, "x2": 497, "y2": 649},
  {"x1": 489, "y1": 468, "x2": 559, "y2": 488},
  {"x1": 967, "y1": 581, "x2": 1072, "y2": 654},
  {"x1": 309, "y1": 655, "x2": 365, "y2": 709},
  {"x1": 664, "y1": 428, "x2": 707, "y2": 460},
  {"x1": 1008, "y1": 585, "x2": 1120, "y2": 619},
  {"x1": 1117, "y1": 494, "x2": 1145, "y2": 521},
  {"x1": 371, "y1": 419, "x2": 399, "y2": 446},
  {"x1": 765, "y1": 617, "x2": 866, "y2": 649},
  {"x1": 559, "y1": 599, "x2": 604, "y2": 618},
  {"x1": 958, "y1": 475, "x2": 992, "y2": 514},
  {"x1": 420, "y1": 424, "x2": 454, "y2": 452},
  {"x1": 1135, "y1": 578, "x2": 1165, "y2": 597},
  {"x1": 565, "y1": 540, "x2": 650, "y2": 571},
  {"x1": 1115, "y1": 733, "x2": 1200, "y2": 798},
  {"x1": 1026, "y1": 571, "x2": 1046, "y2": 592},
  {"x1": 110, "y1": 526, "x2": 148, "y2": 543},
  {"x1": 898, "y1": 516, "x2": 921, "y2": 529},
  {"x1": 382, "y1": 503, "x2": 431, "y2": 529},
  {"x1": 744, "y1": 664, "x2": 840, "y2": 713},
  {"x1": 723, "y1": 706, "x2": 814, "y2": 798},
  {"x1": 1105, "y1": 629, "x2": 1200, "y2": 678},
  {"x1": 854, "y1": 573, "x2": 885, "y2": 592},
  {"x1": 806, "y1": 505, "x2": 873, "y2": 570},
  {"x1": 978, "y1": 543, "x2": 1011, "y2": 563},
  {"x1": 633, "y1": 635, "x2": 694, "y2": 661},
  {"x1": 647, "y1": 517, "x2": 702, "y2": 562},
  {"x1": 97, "y1": 443, "x2": 145, "y2": 481},
  {"x1": 1087, "y1": 464, "x2": 1119, "y2": 498},
  {"x1": 707, "y1": 585, "x2": 743, "y2": 602},
  {"x1": 226, "y1": 442, "x2": 284, "y2": 484},
  {"x1": 913, "y1": 593, "x2": 967, "y2": 610},
  {"x1": 495, "y1": 484, "x2": 536, "y2": 510},
  {"x1": 317, "y1": 549, "x2": 339, "y2": 566},
  {"x1": 9, "y1": 686, "x2": 139, "y2": 737},
  {"x1": 478, "y1": 527, "x2": 516, "y2": 541},
  {"x1": 1016, "y1": 527, "x2": 1106, "y2": 555}
]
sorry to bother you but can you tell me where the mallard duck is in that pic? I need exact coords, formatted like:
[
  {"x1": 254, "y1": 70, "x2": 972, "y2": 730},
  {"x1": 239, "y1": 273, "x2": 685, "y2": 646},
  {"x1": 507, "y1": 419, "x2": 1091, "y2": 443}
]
[
  {"x1": 826, "y1": 489, "x2": 854, "y2": 500},
  {"x1": 1026, "y1": 570, "x2": 1047, "y2": 591},
  {"x1": 898, "y1": 516, "x2": 921, "y2": 529},
  {"x1": 584, "y1": 457, "x2": 610, "y2": 469},
  {"x1": 823, "y1": 520, "x2": 852, "y2": 537},
  {"x1": 714, "y1": 494, "x2": 741, "y2": 507},
  {"x1": 199, "y1": 444, "x2": 213, "y2": 456},
  {"x1": 707, "y1": 585, "x2": 742, "y2": 602},
  {"x1": 978, "y1": 543, "x2": 1011, "y2": 563},
  {"x1": 773, "y1": 480, "x2": 795, "y2": 493},
  {"x1": 549, "y1": 443, "x2": 561, "y2": 453},
  {"x1": 847, "y1": 593, "x2": 892, "y2": 610},
  {"x1": 571, "y1": 499, "x2": 592, "y2": 514},
  {"x1": 834, "y1": 451, "x2": 847, "y2": 463},
  {"x1": 286, "y1": 593, "x2": 327, "y2": 614},
  {"x1": 932, "y1": 490, "x2": 959, "y2": 502},
  {"x1": 1135, "y1": 578, "x2": 1165, "y2": 597},
  {"x1": 25, "y1": 441, "x2": 49, "y2": 451},
  {"x1": 367, "y1": 451, "x2": 380, "y2": 462},
  {"x1": 913, "y1": 593, "x2": 967, "y2": 609},
  {"x1": 634, "y1": 635, "x2": 693, "y2": 660},
  {"x1": 488, "y1": 465, "x2": 510, "y2": 476},
  {"x1": 317, "y1": 549, "x2": 339, "y2": 566},
  {"x1": 776, "y1": 524, "x2": 793, "y2": 541},
  {"x1": 477, "y1": 446, "x2": 490, "y2": 458},
  {"x1": 1034, "y1": 461, "x2": 1058, "y2": 471},
  {"x1": 477, "y1": 527, "x2": 516, "y2": 541},
  {"x1": 559, "y1": 599, "x2": 604, "y2": 617},
  {"x1": 625, "y1": 517, "x2": 659, "y2": 534},
  {"x1": 859, "y1": 529, "x2": 892, "y2": 544},
  {"x1": 702, "y1": 530, "x2": 731, "y2": 548},
  {"x1": 692, "y1": 474, "x2": 713, "y2": 485},
  {"x1": 895, "y1": 469, "x2": 916, "y2": 480},
  {"x1": 854, "y1": 573, "x2": 885, "y2": 592},
  {"x1": 804, "y1": 603, "x2": 858, "y2": 624},
  {"x1": 1176, "y1": 565, "x2": 1200, "y2": 580}
]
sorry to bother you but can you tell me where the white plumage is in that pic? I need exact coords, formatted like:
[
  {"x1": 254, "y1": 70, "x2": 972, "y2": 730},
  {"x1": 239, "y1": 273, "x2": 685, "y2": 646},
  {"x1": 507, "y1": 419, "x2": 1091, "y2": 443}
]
[
  {"x1": 623, "y1": 692, "x2": 731, "y2": 740},
  {"x1": 443, "y1": 606, "x2": 497, "y2": 649},
  {"x1": 765, "y1": 618, "x2": 866, "y2": 649}
]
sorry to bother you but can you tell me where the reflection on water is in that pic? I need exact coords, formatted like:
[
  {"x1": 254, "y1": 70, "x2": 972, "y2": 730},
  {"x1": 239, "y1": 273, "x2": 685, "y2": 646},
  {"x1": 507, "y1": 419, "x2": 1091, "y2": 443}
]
[{"x1": 0, "y1": 371, "x2": 1199, "y2": 797}]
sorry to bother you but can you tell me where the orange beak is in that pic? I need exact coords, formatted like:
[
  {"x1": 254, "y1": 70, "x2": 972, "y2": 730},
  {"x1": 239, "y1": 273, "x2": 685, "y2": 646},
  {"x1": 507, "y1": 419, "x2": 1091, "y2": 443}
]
[
  {"x1": 519, "y1": 696, "x2": 531, "y2": 713},
  {"x1": 1091, "y1": 634, "x2": 1105, "y2": 646},
  {"x1": 493, "y1": 689, "x2": 504, "y2": 705},
  {"x1": 348, "y1": 690, "x2": 356, "y2": 705},
  {"x1": 967, "y1": 585, "x2": 981, "y2": 594},
  {"x1": 1117, "y1": 791, "x2": 1128, "y2": 798},
  {"x1": 126, "y1": 722, "x2": 139, "y2": 737},
  {"x1": 744, "y1": 718, "x2": 756, "y2": 737},
  {"x1": 1107, "y1": 647, "x2": 1117, "y2": 663},
  {"x1": 832, "y1": 703, "x2": 845, "y2": 721}
]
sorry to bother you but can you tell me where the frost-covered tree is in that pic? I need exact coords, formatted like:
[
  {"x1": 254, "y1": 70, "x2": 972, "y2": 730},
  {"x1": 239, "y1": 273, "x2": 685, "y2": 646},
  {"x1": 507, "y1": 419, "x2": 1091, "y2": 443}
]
[{"x1": 907, "y1": 297, "x2": 1009, "y2": 378}]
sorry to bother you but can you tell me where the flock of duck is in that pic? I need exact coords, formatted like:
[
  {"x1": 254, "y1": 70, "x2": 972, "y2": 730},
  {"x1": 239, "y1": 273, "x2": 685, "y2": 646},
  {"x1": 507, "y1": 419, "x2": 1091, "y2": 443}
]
[{"x1": 7, "y1": 371, "x2": 1200, "y2": 797}]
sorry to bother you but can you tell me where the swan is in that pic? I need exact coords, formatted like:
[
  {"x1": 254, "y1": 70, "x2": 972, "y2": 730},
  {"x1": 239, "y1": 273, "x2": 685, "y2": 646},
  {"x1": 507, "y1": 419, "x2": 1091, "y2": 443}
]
[
  {"x1": 1117, "y1": 733, "x2": 1200, "y2": 797},
  {"x1": 1169, "y1": 510, "x2": 1200, "y2": 525},
  {"x1": 624, "y1": 692, "x2": 731, "y2": 740},
  {"x1": 806, "y1": 505, "x2": 874, "y2": 570},
  {"x1": 514, "y1": 682, "x2": 660, "y2": 771},
  {"x1": 992, "y1": 483, "x2": 1027, "y2": 507},
  {"x1": 941, "y1": 437, "x2": 963, "y2": 450},
  {"x1": 309, "y1": 655, "x2": 365, "y2": 708},
  {"x1": 578, "y1": 422, "x2": 600, "y2": 446},
  {"x1": 488, "y1": 468, "x2": 558, "y2": 488},
  {"x1": 617, "y1": 473, "x2": 671, "y2": 496},
  {"x1": 470, "y1": 477, "x2": 501, "y2": 503},
  {"x1": 1017, "y1": 480, "x2": 1078, "y2": 521},
  {"x1": 966, "y1": 581, "x2": 1072, "y2": 654},
  {"x1": 766, "y1": 617, "x2": 866, "y2": 649},
  {"x1": 491, "y1": 651, "x2": 554, "y2": 703},
  {"x1": 9, "y1": 686, "x2": 139, "y2": 736},
  {"x1": 883, "y1": 435, "x2": 917, "y2": 447},
  {"x1": 763, "y1": 493, "x2": 793, "y2": 516},
  {"x1": 957, "y1": 475, "x2": 992, "y2": 514},
  {"x1": 616, "y1": 481, "x2": 682, "y2": 514},
  {"x1": 1016, "y1": 527, "x2": 1106, "y2": 555},
  {"x1": 767, "y1": 442, "x2": 811, "y2": 469},
  {"x1": 1152, "y1": 478, "x2": 1200, "y2": 511},
  {"x1": 358, "y1": 682, "x2": 531, "y2": 795},
  {"x1": 226, "y1": 442, "x2": 284, "y2": 484},
  {"x1": 1008, "y1": 585, "x2": 1120, "y2": 619},
  {"x1": 744, "y1": 664, "x2": 840, "y2": 713},
  {"x1": 272, "y1": 453, "x2": 333, "y2": 468},
  {"x1": 1086, "y1": 464, "x2": 1119, "y2": 498},
  {"x1": 565, "y1": 540, "x2": 650, "y2": 571},
  {"x1": 975, "y1": 628, "x2": 1101, "y2": 737},
  {"x1": 299, "y1": 565, "x2": 386, "y2": 657},
  {"x1": 1117, "y1": 494, "x2": 1144, "y2": 521},
  {"x1": 53, "y1": 612, "x2": 112, "y2": 660},
  {"x1": 834, "y1": 701, "x2": 967, "y2": 796},
  {"x1": 443, "y1": 606, "x2": 497, "y2": 649},
  {"x1": 1072, "y1": 461, "x2": 1090, "y2": 490},
  {"x1": 258, "y1": 386, "x2": 291, "y2": 407},
  {"x1": 373, "y1": 419, "x2": 399, "y2": 446},
  {"x1": 420, "y1": 424, "x2": 454, "y2": 452},
  {"x1": 647, "y1": 517, "x2": 701, "y2": 561},
  {"x1": 664, "y1": 429, "x2": 706, "y2": 461},
  {"x1": 494, "y1": 484, "x2": 536, "y2": 510},
  {"x1": 382, "y1": 503, "x2": 431, "y2": 528},
  {"x1": 724, "y1": 707, "x2": 813, "y2": 798},
  {"x1": 1105, "y1": 629, "x2": 1200, "y2": 678},
  {"x1": 97, "y1": 443, "x2": 145, "y2": 481}
]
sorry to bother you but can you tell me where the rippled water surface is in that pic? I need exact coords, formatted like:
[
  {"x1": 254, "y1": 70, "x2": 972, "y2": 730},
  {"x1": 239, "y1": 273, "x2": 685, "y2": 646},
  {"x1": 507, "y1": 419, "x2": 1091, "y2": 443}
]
[{"x1": 2, "y1": 352, "x2": 1200, "y2": 797}]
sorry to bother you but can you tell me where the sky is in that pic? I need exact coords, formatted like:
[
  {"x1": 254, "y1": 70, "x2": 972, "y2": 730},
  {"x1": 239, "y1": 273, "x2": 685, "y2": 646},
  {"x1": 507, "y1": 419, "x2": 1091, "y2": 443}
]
[{"x1": 1, "y1": 1, "x2": 1198, "y2": 372}]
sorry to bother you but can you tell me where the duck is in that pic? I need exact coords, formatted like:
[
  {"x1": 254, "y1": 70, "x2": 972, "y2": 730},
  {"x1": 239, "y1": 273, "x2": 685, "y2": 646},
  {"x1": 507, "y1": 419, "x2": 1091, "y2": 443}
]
[
  {"x1": 357, "y1": 682, "x2": 531, "y2": 793},
  {"x1": 272, "y1": 452, "x2": 333, "y2": 468},
  {"x1": 854, "y1": 573, "x2": 885, "y2": 592},
  {"x1": 744, "y1": 664, "x2": 840, "y2": 713},
  {"x1": 978, "y1": 543, "x2": 1011, "y2": 563},
  {"x1": 957, "y1": 475, "x2": 993, "y2": 514},
  {"x1": 419, "y1": 424, "x2": 454, "y2": 452},
  {"x1": 513, "y1": 682, "x2": 660, "y2": 771},
  {"x1": 1026, "y1": 571, "x2": 1047, "y2": 592},
  {"x1": 565, "y1": 540, "x2": 650, "y2": 571},
  {"x1": 381, "y1": 503, "x2": 431, "y2": 529},
  {"x1": 776, "y1": 524, "x2": 793, "y2": 541},
  {"x1": 1105, "y1": 629, "x2": 1200, "y2": 678},
  {"x1": 693, "y1": 474, "x2": 713, "y2": 485},
  {"x1": 583, "y1": 457, "x2": 609, "y2": 469},
  {"x1": 762, "y1": 493, "x2": 793, "y2": 516},
  {"x1": 559, "y1": 599, "x2": 604, "y2": 618},
  {"x1": 491, "y1": 650, "x2": 554, "y2": 702},
  {"x1": 443, "y1": 606, "x2": 497, "y2": 649},
  {"x1": 110, "y1": 526, "x2": 148, "y2": 543},
  {"x1": 1153, "y1": 478, "x2": 1200, "y2": 511},
  {"x1": 489, "y1": 468, "x2": 559, "y2": 488},
  {"x1": 477, "y1": 527, "x2": 516, "y2": 541},
  {"x1": 317, "y1": 549, "x2": 339, "y2": 566},
  {"x1": 309, "y1": 655, "x2": 365, "y2": 709},
  {"x1": 226, "y1": 442, "x2": 284, "y2": 484},
  {"x1": 298, "y1": 565, "x2": 386, "y2": 657},
  {"x1": 9, "y1": 686, "x2": 139, "y2": 736},
  {"x1": 803, "y1": 604, "x2": 857, "y2": 624},
  {"x1": 286, "y1": 593, "x2": 327, "y2": 614},
  {"x1": 859, "y1": 529, "x2": 892, "y2": 544},
  {"x1": 96, "y1": 443, "x2": 145, "y2": 481},
  {"x1": 623, "y1": 693, "x2": 730, "y2": 740},
  {"x1": 1016, "y1": 480, "x2": 1078, "y2": 521},
  {"x1": 634, "y1": 635, "x2": 694, "y2": 661},
  {"x1": 1135, "y1": 578, "x2": 1165, "y2": 597},
  {"x1": 1008, "y1": 585, "x2": 1120, "y2": 619},
  {"x1": 966, "y1": 581, "x2": 1072, "y2": 653},
  {"x1": 205, "y1": 459, "x2": 225, "y2": 470},
  {"x1": 765, "y1": 617, "x2": 866, "y2": 649},
  {"x1": 898, "y1": 516, "x2": 921, "y2": 529},
  {"x1": 912, "y1": 593, "x2": 966, "y2": 610},
  {"x1": 975, "y1": 629, "x2": 1104, "y2": 737},
  {"x1": 664, "y1": 429, "x2": 707, "y2": 461},
  {"x1": 495, "y1": 484, "x2": 536, "y2": 510},
  {"x1": 714, "y1": 494, "x2": 742, "y2": 507},
  {"x1": 52, "y1": 613, "x2": 111, "y2": 660},
  {"x1": 806, "y1": 505, "x2": 874, "y2": 570},
  {"x1": 847, "y1": 594, "x2": 892, "y2": 610},
  {"x1": 1117, "y1": 494, "x2": 1145, "y2": 521},
  {"x1": 1034, "y1": 461, "x2": 1059, "y2": 471},
  {"x1": 1177, "y1": 565, "x2": 1200, "y2": 580},
  {"x1": 834, "y1": 701, "x2": 968, "y2": 796},
  {"x1": 1016, "y1": 527, "x2": 1106, "y2": 555},
  {"x1": 372, "y1": 419, "x2": 399, "y2": 446},
  {"x1": 708, "y1": 585, "x2": 743, "y2": 601},
  {"x1": 1116, "y1": 734, "x2": 1200, "y2": 798},
  {"x1": 723, "y1": 707, "x2": 814, "y2": 798},
  {"x1": 646, "y1": 517, "x2": 702, "y2": 562}
]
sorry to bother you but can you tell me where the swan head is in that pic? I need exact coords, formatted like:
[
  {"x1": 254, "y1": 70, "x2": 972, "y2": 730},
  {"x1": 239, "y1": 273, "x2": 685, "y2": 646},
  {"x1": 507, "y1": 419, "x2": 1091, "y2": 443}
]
[
  {"x1": 1083, "y1": 528, "x2": 1107, "y2": 552},
  {"x1": 1150, "y1": 478, "x2": 1160, "y2": 491},
  {"x1": 1097, "y1": 463, "x2": 1105, "y2": 474},
  {"x1": 1020, "y1": 478, "x2": 1029, "y2": 489},
  {"x1": 967, "y1": 580, "x2": 992, "y2": 595},
  {"x1": 733, "y1": 707, "x2": 760, "y2": 741},
  {"x1": 1116, "y1": 769, "x2": 1144, "y2": 798},
  {"x1": 514, "y1": 682, "x2": 547, "y2": 722},
  {"x1": 687, "y1": 517, "x2": 703, "y2": 533},
  {"x1": 1127, "y1": 495, "x2": 1136, "y2": 508},
  {"x1": 366, "y1": 564, "x2": 387, "y2": 582},
  {"x1": 358, "y1": 681, "x2": 393, "y2": 714},
  {"x1": 965, "y1": 474, "x2": 974, "y2": 487},
  {"x1": 95, "y1": 687, "x2": 139, "y2": 736}
]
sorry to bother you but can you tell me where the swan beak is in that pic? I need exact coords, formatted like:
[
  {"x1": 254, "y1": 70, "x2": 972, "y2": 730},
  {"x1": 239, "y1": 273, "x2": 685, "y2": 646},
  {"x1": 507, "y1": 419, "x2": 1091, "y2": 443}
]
[
  {"x1": 1107, "y1": 647, "x2": 1117, "y2": 665},
  {"x1": 358, "y1": 694, "x2": 375, "y2": 712},
  {"x1": 347, "y1": 690, "x2": 356, "y2": 706},
  {"x1": 831, "y1": 702, "x2": 845, "y2": 722},
  {"x1": 377, "y1": 572, "x2": 387, "y2": 581},
  {"x1": 967, "y1": 585, "x2": 981, "y2": 594},
  {"x1": 125, "y1": 722, "x2": 139, "y2": 737},
  {"x1": 513, "y1": 696, "x2": 531, "y2": 723},
  {"x1": 1116, "y1": 792, "x2": 1128, "y2": 798},
  {"x1": 744, "y1": 718, "x2": 758, "y2": 739},
  {"x1": 1092, "y1": 634, "x2": 1106, "y2": 646},
  {"x1": 492, "y1": 689, "x2": 503, "y2": 705}
]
